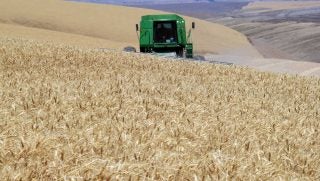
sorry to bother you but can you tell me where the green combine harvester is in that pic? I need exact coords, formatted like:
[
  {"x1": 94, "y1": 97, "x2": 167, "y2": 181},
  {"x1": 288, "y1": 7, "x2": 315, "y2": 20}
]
[
  {"x1": 135, "y1": 14, "x2": 195, "y2": 58},
  {"x1": 122, "y1": 14, "x2": 230, "y2": 64}
]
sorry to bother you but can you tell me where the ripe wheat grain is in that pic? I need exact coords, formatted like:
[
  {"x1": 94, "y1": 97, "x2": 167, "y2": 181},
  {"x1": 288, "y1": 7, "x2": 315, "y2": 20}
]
[{"x1": 0, "y1": 38, "x2": 320, "y2": 180}]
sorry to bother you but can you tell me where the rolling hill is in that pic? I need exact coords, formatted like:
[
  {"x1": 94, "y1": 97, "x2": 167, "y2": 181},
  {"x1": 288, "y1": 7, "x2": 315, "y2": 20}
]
[
  {"x1": 212, "y1": 1, "x2": 320, "y2": 62},
  {"x1": 67, "y1": 0, "x2": 212, "y2": 4},
  {"x1": 0, "y1": 0, "x2": 261, "y2": 57}
]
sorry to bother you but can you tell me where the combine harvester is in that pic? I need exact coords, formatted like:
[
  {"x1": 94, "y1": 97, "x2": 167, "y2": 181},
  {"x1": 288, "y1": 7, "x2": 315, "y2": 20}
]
[
  {"x1": 137, "y1": 14, "x2": 195, "y2": 59},
  {"x1": 125, "y1": 14, "x2": 204, "y2": 60},
  {"x1": 125, "y1": 14, "x2": 232, "y2": 65}
]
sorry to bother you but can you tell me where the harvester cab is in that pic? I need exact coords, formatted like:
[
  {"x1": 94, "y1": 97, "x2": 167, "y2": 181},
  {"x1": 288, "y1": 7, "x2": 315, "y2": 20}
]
[{"x1": 136, "y1": 14, "x2": 195, "y2": 58}]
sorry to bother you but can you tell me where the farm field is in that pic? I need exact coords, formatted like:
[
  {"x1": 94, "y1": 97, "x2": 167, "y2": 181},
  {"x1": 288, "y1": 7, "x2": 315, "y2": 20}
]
[
  {"x1": 210, "y1": 2, "x2": 320, "y2": 63},
  {"x1": 1, "y1": 0, "x2": 320, "y2": 180},
  {"x1": 243, "y1": 1, "x2": 320, "y2": 12},
  {"x1": 134, "y1": 1, "x2": 320, "y2": 63},
  {"x1": 1, "y1": 37, "x2": 320, "y2": 179},
  {"x1": 0, "y1": 0, "x2": 260, "y2": 57}
]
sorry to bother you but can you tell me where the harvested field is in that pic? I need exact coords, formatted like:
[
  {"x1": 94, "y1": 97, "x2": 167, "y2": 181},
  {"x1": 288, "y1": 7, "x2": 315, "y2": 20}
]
[
  {"x1": 130, "y1": 2, "x2": 249, "y2": 19},
  {"x1": 1, "y1": 37, "x2": 320, "y2": 180},
  {"x1": 0, "y1": 0, "x2": 261, "y2": 57},
  {"x1": 0, "y1": 23, "x2": 127, "y2": 50},
  {"x1": 204, "y1": 2, "x2": 320, "y2": 63},
  {"x1": 243, "y1": 1, "x2": 320, "y2": 12}
]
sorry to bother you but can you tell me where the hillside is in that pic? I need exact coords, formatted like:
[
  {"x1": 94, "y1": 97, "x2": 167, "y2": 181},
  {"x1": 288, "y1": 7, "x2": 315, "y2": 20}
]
[
  {"x1": 68, "y1": 0, "x2": 212, "y2": 5},
  {"x1": 127, "y1": 1, "x2": 320, "y2": 62},
  {"x1": 243, "y1": 1, "x2": 320, "y2": 12},
  {"x1": 1, "y1": 37, "x2": 320, "y2": 180},
  {"x1": 0, "y1": 23, "x2": 127, "y2": 50},
  {"x1": 0, "y1": 0, "x2": 261, "y2": 57},
  {"x1": 205, "y1": 1, "x2": 320, "y2": 62}
]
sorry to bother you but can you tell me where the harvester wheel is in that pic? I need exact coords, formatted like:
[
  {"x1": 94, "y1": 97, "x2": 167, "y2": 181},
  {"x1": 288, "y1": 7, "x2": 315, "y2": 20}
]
[
  {"x1": 123, "y1": 46, "x2": 137, "y2": 52},
  {"x1": 140, "y1": 47, "x2": 147, "y2": 53},
  {"x1": 176, "y1": 48, "x2": 185, "y2": 58}
]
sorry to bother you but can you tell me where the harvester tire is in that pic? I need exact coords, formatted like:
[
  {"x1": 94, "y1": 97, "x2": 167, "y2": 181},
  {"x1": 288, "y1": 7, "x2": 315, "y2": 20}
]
[
  {"x1": 176, "y1": 48, "x2": 185, "y2": 58},
  {"x1": 123, "y1": 46, "x2": 137, "y2": 52}
]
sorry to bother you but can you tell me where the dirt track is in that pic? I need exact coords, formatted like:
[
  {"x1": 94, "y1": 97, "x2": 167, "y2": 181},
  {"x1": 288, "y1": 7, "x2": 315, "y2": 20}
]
[{"x1": 205, "y1": 54, "x2": 320, "y2": 77}]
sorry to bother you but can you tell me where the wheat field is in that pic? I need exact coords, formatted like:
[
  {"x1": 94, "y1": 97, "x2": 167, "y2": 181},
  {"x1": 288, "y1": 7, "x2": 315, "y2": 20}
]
[{"x1": 0, "y1": 37, "x2": 320, "y2": 180}]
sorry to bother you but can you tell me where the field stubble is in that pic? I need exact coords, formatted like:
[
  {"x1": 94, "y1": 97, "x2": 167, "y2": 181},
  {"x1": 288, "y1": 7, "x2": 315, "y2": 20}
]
[{"x1": 0, "y1": 38, "x2": 320, "y2": 180}]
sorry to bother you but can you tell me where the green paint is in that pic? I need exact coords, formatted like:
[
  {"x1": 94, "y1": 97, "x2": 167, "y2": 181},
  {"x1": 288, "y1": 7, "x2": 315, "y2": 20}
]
[{"x1": 138, "y1": 14, "x2": 194, "y2": 58}]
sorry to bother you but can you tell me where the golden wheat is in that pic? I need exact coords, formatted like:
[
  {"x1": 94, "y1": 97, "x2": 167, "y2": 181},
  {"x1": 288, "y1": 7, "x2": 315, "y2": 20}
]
[{"x1": 0, "y1": 37, "x2": 320, "y2": 180}]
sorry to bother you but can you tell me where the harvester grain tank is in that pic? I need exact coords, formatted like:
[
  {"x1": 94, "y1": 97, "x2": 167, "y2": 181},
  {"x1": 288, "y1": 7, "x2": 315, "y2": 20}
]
[{"x1": 136, "y1": 14, "x2": 195, "y2": 58}]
